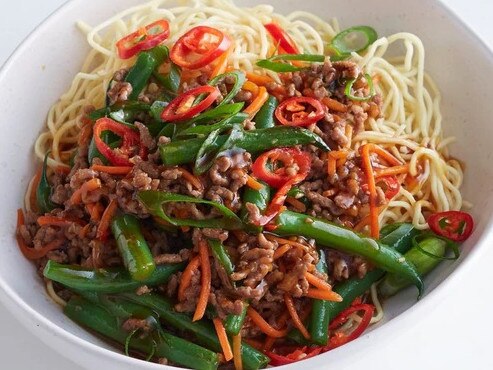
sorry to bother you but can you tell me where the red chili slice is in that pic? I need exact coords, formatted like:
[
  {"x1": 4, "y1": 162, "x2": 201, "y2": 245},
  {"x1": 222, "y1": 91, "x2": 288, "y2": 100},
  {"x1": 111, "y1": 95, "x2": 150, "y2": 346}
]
[
  {"x1": 93, "y1": 118, "x2": 145, "y2": 166},
  {"x1": 275, "y1": 97, "x2": 325, "y2": 127},
  {"x1": 116, "y1": 20, "x2": 170, "y2": 59},
  {"x1": 252, "y1": 148, "x2": 311, "y2": 225},
  {"x1": 161, "y1": 85, "x2": 220, "y2": 122},
  {"x1": 361, "y1": 175, "x2": 400, "y2": 200},
  {"x1": 170, "y1": 26, "x2": 231, "y2": 69},
  {"x1": 428, "y1": 210, "x2": 474, "y2": 242},
  {"x1": 266, "y1": 346, "x2": 322, "y2": 366},
  {"x1": 264, "y1": 23, "x2": 300, "y2": 54},
  {"x1": 326, "y1": 303, "x2": 374, "y2": 349}
]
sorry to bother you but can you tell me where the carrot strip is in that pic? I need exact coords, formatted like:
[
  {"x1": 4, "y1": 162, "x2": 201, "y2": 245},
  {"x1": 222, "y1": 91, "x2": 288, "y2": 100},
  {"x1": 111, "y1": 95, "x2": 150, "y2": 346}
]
[
  {"x1": 361, "y1": 144, "x2": 379, "y2": 239},
  {"x1": 213, "y1": 318, "x2": 233, "y2": 362},
  {"x1": 69, "y1": 178, "x2": 102, "y2": 205},
  {"x1": 264, "y1": 235, "x2": 309, "y2": 252},
  {"x1": 210, "y1": 45, "x2": 233, "y2": 78},
  {"x1": 375, "y1": 164, "x2": 409, "y2": 178},
  {"x1": 322, "y1": 97, "x2": 347, "y2": 113},
  {"x1": 327, "y1": 155, "x2": 337, "y2": 177},
  {"x1": 246, "y1": 72, "x2": 274, "y2": 86},
  {"x1": 263, "y1": 336, "x2": 276, "y2": 352},
  {"x1": 306, "y1": 288, "x2": 342, "y2": 302},
  {"x1": 244, "y1": 86, "x2": 268, "y2": 118},
  {"x1": 246, "y1": 175, "x2": 264, "y2": 191},
  {"x1": 305, "y1": 271, "x2": 333, "y2": 291},
  {"x1": 177, "y1": 168, "x2": 204, "y2": 192},
  {"x1": 29, "y1": 167, "x2": 42, "y2": 212},
  {"x1": 16, "y1": 209, "x2": 64, "y2": 260},
  {"x1": 86, "y1": 202, "x2": 104, "y2": 222},
  {"x1": 178, "y1": 256, "x2": 201, "y2": 301},
  {"x1": 273, "y1": 244, "x2": 291, "y2": 259},
  {"x1": 242, "y1": 80, "x2": 259, "y2": 97},
  {"x1": 96, "y1": 199, "x2": 118, "y2": 241},
  {"x1": 285, "y1": 196, "x2": 306, "y2": 212},
  {"x1": 284, "y1": 294, "x2": 310, "y2": 340},
  {"x1": 193, "y1": 240, "x2": 211, "y2": 322},
  {"x1": 91, "y1": 165, "x2": 133, "y2": 175},
  {"x1": 246, "y1": 307, "x2": 289, "y2": 338},
  {"x1": 232, "y1": 333, "x2": 243, "y2": 370},
  {"x1": 368, "y1": 144, "x2": 402, "y2": 166},
  {"x1": 37, "y1": 215, "x2": 85, "y2": 227}
]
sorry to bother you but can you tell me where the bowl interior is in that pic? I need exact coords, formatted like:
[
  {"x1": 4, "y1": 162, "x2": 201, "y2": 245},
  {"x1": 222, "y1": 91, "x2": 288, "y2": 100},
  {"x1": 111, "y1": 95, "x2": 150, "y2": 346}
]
[{"x1": 0, "y1": 0, "x2": 492, "y2": 369}]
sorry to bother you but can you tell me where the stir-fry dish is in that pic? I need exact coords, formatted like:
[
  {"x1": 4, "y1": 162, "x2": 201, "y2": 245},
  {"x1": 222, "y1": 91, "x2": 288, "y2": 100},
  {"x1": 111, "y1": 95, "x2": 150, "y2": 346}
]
[{"x1": 16, "y1": 0, "x2": 474, "y2": 368}]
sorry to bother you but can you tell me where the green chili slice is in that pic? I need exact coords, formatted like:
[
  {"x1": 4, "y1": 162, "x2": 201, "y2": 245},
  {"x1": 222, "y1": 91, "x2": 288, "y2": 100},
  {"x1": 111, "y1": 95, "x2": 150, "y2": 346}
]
[
  {"x1": 209, "y1": 70, "x2": 246, "y2": 106},
  {"x1": 256, "y1": 53, "x2": 325, "y2": 73},
  {"x1": 138, "y1": 191, "x2": 244, "y2": 230},
  {"x1": 330, "y1": 26, "x2": 378, "y2": 54},
  {"x1": 344, "y1": 73, "x2": 375, "y2": 101}
]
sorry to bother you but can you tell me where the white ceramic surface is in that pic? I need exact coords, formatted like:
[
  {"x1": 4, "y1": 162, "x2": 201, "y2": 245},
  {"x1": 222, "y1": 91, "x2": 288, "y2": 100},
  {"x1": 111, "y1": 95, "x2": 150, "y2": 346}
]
[{"x1": 0, "y1": 0, "x2": 492, "y2": 369}]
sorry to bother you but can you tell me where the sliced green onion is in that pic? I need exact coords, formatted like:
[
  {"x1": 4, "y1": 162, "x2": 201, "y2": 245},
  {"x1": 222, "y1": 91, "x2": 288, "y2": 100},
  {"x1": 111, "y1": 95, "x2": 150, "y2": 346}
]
[
  {"x1": 191, "y1": 102, "x2": 245, "y2": 125},
  {"x1": 153, "y1": 62, "x2": 181, "y2": 93},
  {"x1": 138, "y1": 191, "x2": 244, "y2": 230},
  {"x1": 177, "y1": 112, "x2": 248, "y2": 138},
  {"x1": 330, "y1": 26, "x2": 378, "y2": 54},
  {"x1": 412, "y1": 233, "x2": 460, "y2": 261},
  {"x1": 208, "y1": 70, "x2": 246, "y2": 106},
  {"x1": 208, "y1": 239, "x2": 234, "y2": 275},
  {"x1": 344, "y1": 73, "x2": 375, "y2": 101},
  {"x1": 256, "y1": 53, "x2": 325, "y2": 73},
  {"x1": 37, "y1": 152, "x2": 56, "y2": 213}
]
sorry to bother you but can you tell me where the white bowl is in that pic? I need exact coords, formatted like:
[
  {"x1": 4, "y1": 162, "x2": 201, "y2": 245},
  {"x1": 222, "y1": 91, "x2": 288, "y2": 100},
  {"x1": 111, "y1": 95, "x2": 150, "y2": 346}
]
[{"x1": 0, "y1": 0, "x2": 492, "y2": 369}]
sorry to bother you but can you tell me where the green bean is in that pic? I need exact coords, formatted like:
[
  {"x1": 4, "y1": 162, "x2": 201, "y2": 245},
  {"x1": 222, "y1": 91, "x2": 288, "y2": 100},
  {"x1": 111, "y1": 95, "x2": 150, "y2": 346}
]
[
  {"x1": 120, "y1": 292, "x2": 270, "y2": 370},
  {"x1": 253, "y1": 95, "x2": 278, "y2": 129},
  {"x1": 379, "y1": 236, "x2": 449, "y2": 297},
  {"x1": 308, "y1": 250, "x2": 330, "y2": 345},
  {"x1": 224, "y1": 303, "x2": 248, "y2": 336},
  {"x1": 111, "y1": 214, "x2": 156, "y2": 282},
  {"x1": 64, "y1": 296, "x2": 219, "y2": 370},
  {"x1": 160, "y1": 126, "x2": 330, "y2": 166}
]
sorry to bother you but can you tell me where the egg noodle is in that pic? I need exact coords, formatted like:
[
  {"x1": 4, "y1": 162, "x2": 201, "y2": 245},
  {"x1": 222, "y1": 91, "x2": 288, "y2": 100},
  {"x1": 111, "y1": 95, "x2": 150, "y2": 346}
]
[{"x1": 31, "y1": 0, "x2": 463, "y2": 316}]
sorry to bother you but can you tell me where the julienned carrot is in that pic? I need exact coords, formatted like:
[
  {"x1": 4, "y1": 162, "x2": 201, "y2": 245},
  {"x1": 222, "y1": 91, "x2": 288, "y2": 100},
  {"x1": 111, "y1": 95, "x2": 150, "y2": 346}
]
[
  {"x1": 16, "y1": 209, "x2": 64, "y2": 260},
  {"x1": 232, "y1": 333, "x2": 243, "y2": 370},
  {"x1": 375, "y1": 164, "x2": 409, "y2": 178},
  {"x1": 285, "y1": 197, "x2": 306, "y2": 212},
  {"x1": 242, "y1": 80, "x2": 260, "y2": 97},
  {"x1": 264, "y1": 234, "x2": 309, "y2": 252},
  {"x1": 210, "y1": 44, "x2": 233, "y2": 78},
  {"x1": 246, "y1": 307, "x2": 288, "y2": 338},
  {"x1": 177, "y1": 168, "x2": 204, "y2": 192},
  {"x1": 322, "y1": 97, "x2": 347, "y2": 113},
  {"x1": 193, "y1": 240, "x2": 211, "y2": 322},
  {"x1": 273, "y1": 244, "x2": 291, "y2": 259},
  {"x1": 284, "y1": 294, "x2": 310, "y2": 340},
  {"x1": 213, "y1": 318, "x2": 233, "y2": 362},
  {"x1": 244, "y1": 86, "x2": 268, "y2": 118},
  {"x1": 37, "y1": 215, "x2": 85, "y2": 227},
  {"x1": 306, "y1": 288, "x2": 342, "y2": 302},
  {"x1": 178, "y1": 256, "x2": 201, "y2": 301},
  {"x1": 91, "y1": 165, "x2": 133, "y2": 175},
  {"x1": 86, "y1": 202, "x2": 104, "y2": 222},
  {"x1": 367, "y1": 143, "x2": 402, "y2": 167},
  {"x1": 305, "y1": 271, "x2": 333, "y2": 291},
  {"x1": 327, "y1": 156, "x2": 336, "y2": 177},
  {"x1": 246, "y1": 72, "x2": 274, "y2": 86},
  {"x1": 96, "y1": 198, "x2": 118, "y2": 241},
  {"x1": 360, "y1": 144, "x2": 379, "y2": 239},
  {"x1": 69, "y1": 178, "x2": 102, "y2": 205},
  {"x1": 246, "y1": 175, "x2": 264, "y2": 191}
]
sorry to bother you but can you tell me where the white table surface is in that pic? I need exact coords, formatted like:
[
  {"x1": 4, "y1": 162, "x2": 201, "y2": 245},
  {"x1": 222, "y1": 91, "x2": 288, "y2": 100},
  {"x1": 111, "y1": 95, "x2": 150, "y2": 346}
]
[{"x1": 1, "y1": 1, "x2": 492, "y2": 369}]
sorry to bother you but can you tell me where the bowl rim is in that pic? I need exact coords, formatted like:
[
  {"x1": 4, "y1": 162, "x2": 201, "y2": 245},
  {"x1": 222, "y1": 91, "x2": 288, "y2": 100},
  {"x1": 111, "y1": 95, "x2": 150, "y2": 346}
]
[{"x1": 1, "y1": 0, "x2": 492, "y2": 369}]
